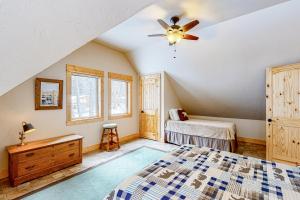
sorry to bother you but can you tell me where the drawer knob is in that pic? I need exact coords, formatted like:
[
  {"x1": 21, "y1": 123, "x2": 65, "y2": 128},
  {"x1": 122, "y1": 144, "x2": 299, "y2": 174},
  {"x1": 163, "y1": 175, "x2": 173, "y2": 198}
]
[
  {"x1": 25, "y1": 165, "x2": 35, "y2": 170},
  {"x1": 69, "y1": 153, "x2": 75, "y2": 157},
  {"x1": 293, "y1": 140, "x2": 296, "y2": 143},
  {"x1": 26, "y1": 152, "x2": 34, "y2": 157}
]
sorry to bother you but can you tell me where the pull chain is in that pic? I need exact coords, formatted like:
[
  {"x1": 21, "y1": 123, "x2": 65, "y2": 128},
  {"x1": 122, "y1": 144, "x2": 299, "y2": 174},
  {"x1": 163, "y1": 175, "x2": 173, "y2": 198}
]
[{"x1": 173, "y1": 45, "x2": 177, "y2": 59}]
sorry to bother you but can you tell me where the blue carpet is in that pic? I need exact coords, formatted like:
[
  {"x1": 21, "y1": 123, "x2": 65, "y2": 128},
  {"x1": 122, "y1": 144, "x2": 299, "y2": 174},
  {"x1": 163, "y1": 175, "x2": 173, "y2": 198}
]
[{"x1": 23, "y1": 147, "x2": 166, "y2": 200}]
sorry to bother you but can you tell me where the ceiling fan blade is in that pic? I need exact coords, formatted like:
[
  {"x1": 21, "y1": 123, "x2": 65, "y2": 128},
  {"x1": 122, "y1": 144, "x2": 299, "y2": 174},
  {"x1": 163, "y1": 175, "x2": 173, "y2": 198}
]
[
  {"x1": 148, "y1": 34, "x2": 166, "y2": 37},
  {"x1": 157, "y1": 19, "x2": 169, "y2": 29},
  {"x1": 182, "y1": 20, "x2": 199, "y2": 32},
  {"x1": 183, "y1": 34, "x2": 199, "y2": 40}
]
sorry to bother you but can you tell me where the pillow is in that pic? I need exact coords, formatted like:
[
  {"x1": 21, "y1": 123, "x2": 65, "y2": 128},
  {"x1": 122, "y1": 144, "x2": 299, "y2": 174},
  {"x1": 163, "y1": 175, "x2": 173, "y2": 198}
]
[
  {"x1": 177, "y1": 109, "x2": 189, "y2": 121},
  {"x1": 169, "y1": 109, "x2": 180, "y2": 121}
]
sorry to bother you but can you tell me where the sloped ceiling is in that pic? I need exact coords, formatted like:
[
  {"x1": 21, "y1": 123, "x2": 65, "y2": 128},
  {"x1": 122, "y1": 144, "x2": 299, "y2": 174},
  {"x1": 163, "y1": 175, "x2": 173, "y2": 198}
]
[
  {"x1": 98, "y1": 0, "x2": 300, "y2": 120},
  {"x1": 0, "y1": 0, "x2": 156, "y2": 96},
  {"x1": 97, "y1": 0, "x2": 289, "y2": 52}
]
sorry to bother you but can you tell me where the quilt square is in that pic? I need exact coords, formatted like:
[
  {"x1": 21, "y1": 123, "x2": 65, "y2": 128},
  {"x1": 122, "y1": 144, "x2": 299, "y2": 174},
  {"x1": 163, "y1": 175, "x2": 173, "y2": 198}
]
[
  {"x1": 116, "y1": 189, "x2": 132, "y2": 200},
  {"x1": 154, "y1": 160, "x2": 171, "y2": 168},
  {"x1": 254, "y1": 169, "x2": 268, "y2": 182},
  {"x1": 218, "y1": 161, "x2": 233, "y2": 172},
  {"x1": 261, "y1": 182, "x2": 283, "y2": 199},
  {"x1": 193, "y1": 163, "x2": 209, "y2": 172},
  {"x1": 223, "y1": 156, "x2": 238, "y2": 164}
]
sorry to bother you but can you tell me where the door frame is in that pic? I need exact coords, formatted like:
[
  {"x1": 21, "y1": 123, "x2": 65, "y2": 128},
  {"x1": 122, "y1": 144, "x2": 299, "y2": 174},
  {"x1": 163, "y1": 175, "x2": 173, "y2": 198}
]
[{"x1": 139, "y1": 73, "x2": 161, "y2": 141}]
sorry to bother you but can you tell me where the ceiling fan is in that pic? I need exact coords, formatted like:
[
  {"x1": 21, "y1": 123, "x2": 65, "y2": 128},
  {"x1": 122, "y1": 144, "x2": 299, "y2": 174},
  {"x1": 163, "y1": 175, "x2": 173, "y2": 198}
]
[{"x1": 148, "y1": 16, "x2": 199, "y2": 45}]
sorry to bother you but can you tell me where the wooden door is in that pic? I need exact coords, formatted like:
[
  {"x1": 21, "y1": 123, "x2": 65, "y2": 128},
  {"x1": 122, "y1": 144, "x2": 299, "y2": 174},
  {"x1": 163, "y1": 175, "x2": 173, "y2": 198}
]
[
  {"x1": 266, "y1": 64, "x2": 300, "y2": 165},
  {"x1": 139, "y1": 74, "x2": 160, "y2": 140}
]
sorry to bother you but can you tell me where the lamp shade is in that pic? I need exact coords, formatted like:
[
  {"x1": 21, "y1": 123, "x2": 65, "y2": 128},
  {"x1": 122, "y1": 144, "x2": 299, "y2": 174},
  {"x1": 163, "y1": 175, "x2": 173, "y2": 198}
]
[{"x1": 22, "y1": 122, "x2": 36, "y2": 134}]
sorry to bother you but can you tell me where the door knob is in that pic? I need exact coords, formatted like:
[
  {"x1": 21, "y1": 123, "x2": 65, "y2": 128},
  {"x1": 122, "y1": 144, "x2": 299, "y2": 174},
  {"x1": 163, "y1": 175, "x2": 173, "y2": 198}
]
[{"x1": 267, "y1": 119, "x2": 272, "y2": 122}]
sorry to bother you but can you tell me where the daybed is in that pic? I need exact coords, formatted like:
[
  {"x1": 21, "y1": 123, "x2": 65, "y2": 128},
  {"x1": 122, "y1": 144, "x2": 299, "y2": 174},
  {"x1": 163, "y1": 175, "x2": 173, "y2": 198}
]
[{"x1": 165, "y1": 118, "x2": 237, "y2": 152}]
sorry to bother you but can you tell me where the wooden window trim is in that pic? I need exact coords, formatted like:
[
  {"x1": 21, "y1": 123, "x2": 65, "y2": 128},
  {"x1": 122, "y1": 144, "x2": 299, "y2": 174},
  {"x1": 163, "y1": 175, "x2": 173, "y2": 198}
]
[
  {"x1": 108, "y1": 72, "x2": 133, "y2": 120},
  {"x1": 66, "y1": 64, "x2": 104, "y2": 125}
]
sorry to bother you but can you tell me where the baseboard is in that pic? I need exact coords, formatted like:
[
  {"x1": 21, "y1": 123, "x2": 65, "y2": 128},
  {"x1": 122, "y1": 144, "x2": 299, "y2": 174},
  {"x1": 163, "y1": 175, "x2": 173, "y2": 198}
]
[
  {"x1": 119, "y1": 133, "x2": 140, "y2": 144},
  {"x1": 82, "y1": 133, "x2": 140, "y2": 154},
  {"x1": 237, "y1": 136, "x2": 266, "y2": 145},
  {"x1": 0, "y1": 169, "x2": 8, "y2": 180}
]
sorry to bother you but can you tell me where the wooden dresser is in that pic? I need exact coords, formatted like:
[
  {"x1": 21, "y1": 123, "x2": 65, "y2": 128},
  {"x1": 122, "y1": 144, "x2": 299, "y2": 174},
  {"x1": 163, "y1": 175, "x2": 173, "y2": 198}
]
[{"x1": 6, "y1": 134, "x2": 83, "y2": 186}]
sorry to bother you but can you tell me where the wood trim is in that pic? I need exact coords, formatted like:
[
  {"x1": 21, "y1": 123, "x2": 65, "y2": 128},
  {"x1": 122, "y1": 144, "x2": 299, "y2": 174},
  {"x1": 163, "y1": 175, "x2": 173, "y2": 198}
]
[
  {"x1": 82, "y1": 133, "x2": 140, "y2": 154},
  {"x1": 82, "y1": 144, "x2": 100, "y2": 154},
  {"x1": 0, "y1": 169, "x2": 8, "y2": 180},
  {"x1": 109, "y1": 114, "x2": 132, "y2": 120},
  {"x1": 108, "y1": 72, "x2": 133, "y2": 120},
  {"x1": 66, "y1": 117, "x2": 104, "y2": 126},
  {"x1": 266, "y1": 67, "x2": 273, "y2": 160},
  {"x1": 108, "y1": 72, "x2": 133, "y2": 81},
  {"x1": 237, "y1": 137, "x2": 266, "y2": 146},
  {"x1": 67, "y1": 64, "x2": 104, "y2": 77},
  {"x1": 119, "y1": 133, "x2": 140, "y2": 144},
  {"x1": 35, "y1": 78, "x2": 63, "y2": 110},
  {"x1": 271, "y1": 63, "x2": 300, "y2": 74},
  {"x1": 66, "y1": 64, "x2": 104, "y2": 125},
  {"x1": 272, "y1": 158, "x2": 299, "y2": 166}
]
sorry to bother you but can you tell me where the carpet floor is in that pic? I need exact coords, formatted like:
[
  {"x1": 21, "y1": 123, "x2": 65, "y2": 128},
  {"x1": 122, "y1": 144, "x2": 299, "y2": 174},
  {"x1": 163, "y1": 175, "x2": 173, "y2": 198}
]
[{"x1": 23, "y1": 147, "x2": 166, "y2": 200}]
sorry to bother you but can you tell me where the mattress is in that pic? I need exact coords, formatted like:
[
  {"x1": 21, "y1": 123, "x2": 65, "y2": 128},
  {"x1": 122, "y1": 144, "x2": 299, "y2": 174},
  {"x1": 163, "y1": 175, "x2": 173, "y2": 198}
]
[
  {"x1": 105, "y1": 145, "x2": 300, "y2": 200},
  {"x1": 165, "y1": 118, "x2": 236, "y2": 140}
]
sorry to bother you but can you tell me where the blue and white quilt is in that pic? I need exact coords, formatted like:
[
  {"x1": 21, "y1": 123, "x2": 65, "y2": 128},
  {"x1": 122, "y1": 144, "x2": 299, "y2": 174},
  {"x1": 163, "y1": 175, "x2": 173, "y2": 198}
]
[{"x1": 105, "y1": 145, "x2": 300, "y2": 200}]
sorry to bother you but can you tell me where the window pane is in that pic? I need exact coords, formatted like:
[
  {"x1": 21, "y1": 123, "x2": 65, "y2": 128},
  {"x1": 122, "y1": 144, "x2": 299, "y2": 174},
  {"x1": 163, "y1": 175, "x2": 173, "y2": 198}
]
[
  {"x1": 71, "y1": 75, "x2": 99, "y2": 119},
  {"x1": 111, "y1": 80, "x2": 128, "y2": 115}
]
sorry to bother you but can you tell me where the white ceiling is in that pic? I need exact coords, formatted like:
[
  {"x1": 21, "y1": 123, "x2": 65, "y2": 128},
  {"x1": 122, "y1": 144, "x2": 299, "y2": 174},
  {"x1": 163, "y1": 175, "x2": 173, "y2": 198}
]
[
  {"x1": 0, "y1": 0, "x2": 156, "y2": 96},
  {"x1": 97, "y1": 0, "x2": 289, "y2": 52},
  {"x1": 126, "y1": 0, "x2": 300, "y2": 120}
]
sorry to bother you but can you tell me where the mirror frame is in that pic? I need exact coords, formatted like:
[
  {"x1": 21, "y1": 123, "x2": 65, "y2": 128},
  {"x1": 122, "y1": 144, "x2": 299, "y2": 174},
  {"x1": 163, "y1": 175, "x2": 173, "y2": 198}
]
[{"x1": 35, "y1": 78, "x2": 63, "y2": 110}]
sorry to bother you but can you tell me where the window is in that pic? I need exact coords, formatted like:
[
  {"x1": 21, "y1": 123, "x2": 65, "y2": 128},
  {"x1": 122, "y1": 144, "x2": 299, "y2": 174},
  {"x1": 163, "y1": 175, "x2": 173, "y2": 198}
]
[
  {"x1": 66, "y1": 65, "x2": 104, "y2": 125},
  {"x1": 108, "y1": 72, "x2": 132, "y2": 119}
]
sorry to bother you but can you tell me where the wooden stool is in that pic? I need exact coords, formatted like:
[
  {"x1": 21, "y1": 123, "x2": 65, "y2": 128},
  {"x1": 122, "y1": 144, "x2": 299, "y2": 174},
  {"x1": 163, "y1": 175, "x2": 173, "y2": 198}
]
[{"x1": 100, "y1": 123, "x2": 120, "y2": 151}]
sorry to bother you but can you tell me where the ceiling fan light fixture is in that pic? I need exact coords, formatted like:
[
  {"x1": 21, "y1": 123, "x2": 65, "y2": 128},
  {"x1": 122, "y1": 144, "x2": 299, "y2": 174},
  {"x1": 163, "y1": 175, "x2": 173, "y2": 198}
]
[
  {"x1": 148, "y1": 16, "x2": 199, "y2": 46},
  {"x1": 167, "y1": 30, "x2": 183, "y2": 45}
]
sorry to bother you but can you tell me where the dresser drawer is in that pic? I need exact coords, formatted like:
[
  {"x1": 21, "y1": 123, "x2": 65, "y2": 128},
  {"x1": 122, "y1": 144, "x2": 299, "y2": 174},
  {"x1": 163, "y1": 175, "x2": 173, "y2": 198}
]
[
  {"x1": 17, "y1": 147, "x2": 53, "y2": 162},
  {"x1": 53, "y1": 149, "x2": 79, "y2": 166},
  {"x1": 18, "y1": 158, "x2": 53, "y2": 177},
  {"x1": 54, "y1": 140, "x2": 79, "y2": 152}
]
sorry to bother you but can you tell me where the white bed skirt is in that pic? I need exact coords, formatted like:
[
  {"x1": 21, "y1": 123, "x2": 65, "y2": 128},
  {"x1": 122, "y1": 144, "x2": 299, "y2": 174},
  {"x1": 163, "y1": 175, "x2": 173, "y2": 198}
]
[{"x1": 165, "y1": 130, "x2": 237, "y2": 152}]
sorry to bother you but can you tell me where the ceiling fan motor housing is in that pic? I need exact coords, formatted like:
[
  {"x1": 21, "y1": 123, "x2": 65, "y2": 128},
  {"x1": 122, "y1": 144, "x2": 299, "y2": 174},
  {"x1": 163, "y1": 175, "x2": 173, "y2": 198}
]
[{"x1": 170, "y1": 16, "x2": 180, "y2": 25}]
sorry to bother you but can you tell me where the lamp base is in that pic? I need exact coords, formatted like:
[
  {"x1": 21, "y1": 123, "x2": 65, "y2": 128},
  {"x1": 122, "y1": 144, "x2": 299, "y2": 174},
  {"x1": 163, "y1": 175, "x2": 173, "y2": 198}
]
[
  {"x1": 18, "y1": 142, "x2": 26, "y2": 146},
  {"x1": 19, "y1": 132, "x2": 26, "y2": 146}
]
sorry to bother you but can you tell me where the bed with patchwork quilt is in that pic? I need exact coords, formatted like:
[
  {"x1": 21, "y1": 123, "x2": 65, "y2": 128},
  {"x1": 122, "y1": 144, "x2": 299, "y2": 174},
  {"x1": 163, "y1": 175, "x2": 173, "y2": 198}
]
[{"x1": 105, "y1": 145, "x2": 300, "y2": 200}]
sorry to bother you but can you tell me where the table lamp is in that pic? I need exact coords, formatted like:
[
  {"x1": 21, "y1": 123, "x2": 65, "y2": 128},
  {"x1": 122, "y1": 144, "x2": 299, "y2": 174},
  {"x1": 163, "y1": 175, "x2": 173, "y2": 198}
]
[{"x1": 19, "y1": 122, "x2": 36, "y2": 146}]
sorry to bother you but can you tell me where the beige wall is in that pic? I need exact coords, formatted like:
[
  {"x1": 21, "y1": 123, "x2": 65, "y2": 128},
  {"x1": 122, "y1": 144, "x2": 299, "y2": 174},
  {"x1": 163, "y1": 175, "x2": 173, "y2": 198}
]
[
  {"x1": 0, "y1": 42, "x2": 139, "y2": 177},
  {"x1": 190, "y1": 115, "x2": 265, "y2": 141},
  {"x1": 160, "y1": 72, "x2": 182, "y2": 138}
]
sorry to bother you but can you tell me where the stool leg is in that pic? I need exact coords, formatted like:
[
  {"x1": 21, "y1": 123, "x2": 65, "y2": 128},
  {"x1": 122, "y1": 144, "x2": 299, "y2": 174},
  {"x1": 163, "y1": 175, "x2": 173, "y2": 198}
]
[
  {"x1": 115, "y1": 127, "x2": 120, "y2": 149},
  {"x1": 107, "y1": 129, "x2": 111, "y2": 151},
  {"x1": 100, "y1": 128, "x2": 105, "y2": 150}
]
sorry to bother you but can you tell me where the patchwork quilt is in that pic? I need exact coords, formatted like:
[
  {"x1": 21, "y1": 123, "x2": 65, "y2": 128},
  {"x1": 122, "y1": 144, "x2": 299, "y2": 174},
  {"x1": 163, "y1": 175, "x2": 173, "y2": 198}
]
[{"x1": 105, "y1": 145, "x2": 300, "y2": 200}]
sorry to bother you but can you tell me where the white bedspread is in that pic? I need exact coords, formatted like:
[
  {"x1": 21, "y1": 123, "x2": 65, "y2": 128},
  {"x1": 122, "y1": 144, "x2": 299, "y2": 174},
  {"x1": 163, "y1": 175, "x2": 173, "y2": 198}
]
[{"x1": 165, "y1": 118, "x2": 236, "y2": 140}]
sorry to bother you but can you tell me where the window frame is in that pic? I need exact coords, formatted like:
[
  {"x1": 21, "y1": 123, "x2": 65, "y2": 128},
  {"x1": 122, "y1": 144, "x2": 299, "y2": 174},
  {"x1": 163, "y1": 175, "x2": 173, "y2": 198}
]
[
  {"x1": 108, "y1": 72, "x2": 133, "y2": 120},
  {"x1": 66, "y1": 64, "x2": 104, "y2": 125}
]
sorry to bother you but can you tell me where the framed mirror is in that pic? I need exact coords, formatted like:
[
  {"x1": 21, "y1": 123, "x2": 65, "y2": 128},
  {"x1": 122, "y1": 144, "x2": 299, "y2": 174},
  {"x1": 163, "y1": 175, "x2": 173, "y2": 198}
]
[{"x1": 35, "y1": 78, "x2": 63, "y2": 110}]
